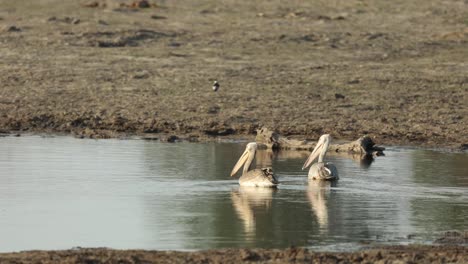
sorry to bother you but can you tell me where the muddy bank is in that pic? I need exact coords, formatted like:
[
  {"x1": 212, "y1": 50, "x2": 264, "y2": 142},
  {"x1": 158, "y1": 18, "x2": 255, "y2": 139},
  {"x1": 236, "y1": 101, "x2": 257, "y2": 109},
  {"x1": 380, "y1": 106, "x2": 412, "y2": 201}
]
[
  {"x1": 0, "y1": 245, "x2": 466, "y2": 264},
  {"x1": 0, "y1": 0, "x2": 467, "y2": 149}
]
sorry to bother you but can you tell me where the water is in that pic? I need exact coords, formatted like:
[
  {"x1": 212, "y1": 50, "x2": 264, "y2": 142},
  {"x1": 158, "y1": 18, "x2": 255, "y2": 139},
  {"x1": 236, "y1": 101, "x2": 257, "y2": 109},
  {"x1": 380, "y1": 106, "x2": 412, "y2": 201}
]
[{"x1": 0, "y1": 136, "x2": 466, "y2": 252}]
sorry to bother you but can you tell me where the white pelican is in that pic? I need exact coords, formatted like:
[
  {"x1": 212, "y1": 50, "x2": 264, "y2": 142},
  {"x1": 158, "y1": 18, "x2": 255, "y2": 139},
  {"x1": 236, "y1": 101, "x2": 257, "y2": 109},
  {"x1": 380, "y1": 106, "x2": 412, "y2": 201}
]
[
  {"x1": 230, "y1": 142, "x2": 279, "y2": 187},
  {"x1": 302, "y1": 134, "x2": 339, "y2": 181}
]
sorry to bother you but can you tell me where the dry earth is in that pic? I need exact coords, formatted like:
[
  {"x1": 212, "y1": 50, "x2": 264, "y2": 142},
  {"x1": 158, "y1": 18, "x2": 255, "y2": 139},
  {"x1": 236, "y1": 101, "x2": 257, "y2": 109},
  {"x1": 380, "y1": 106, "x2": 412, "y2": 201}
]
[{"x1": 0, "y1": 0, "x2": 467, "y2": 148}]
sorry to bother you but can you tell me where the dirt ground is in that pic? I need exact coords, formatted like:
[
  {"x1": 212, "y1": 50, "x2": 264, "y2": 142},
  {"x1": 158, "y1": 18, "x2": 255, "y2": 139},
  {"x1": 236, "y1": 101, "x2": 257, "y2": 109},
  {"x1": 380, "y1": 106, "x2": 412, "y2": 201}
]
[
  {"x1": 0, "y1": 245, "x2": 466, "y2": 264},
  {"x1": 0, "y1": 0, "x2": 466, "y2": 149}
]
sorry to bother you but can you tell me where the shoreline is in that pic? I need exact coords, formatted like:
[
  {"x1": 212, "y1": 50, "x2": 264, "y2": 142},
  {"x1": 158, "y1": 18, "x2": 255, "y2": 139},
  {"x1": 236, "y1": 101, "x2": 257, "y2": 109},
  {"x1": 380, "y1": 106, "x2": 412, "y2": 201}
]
[
  {"x1": 0, "y1": 245, "x2": 466, "y2": 263},
  {"x1": 1, "y1": 129, "x2": 467, "y2": 153}
]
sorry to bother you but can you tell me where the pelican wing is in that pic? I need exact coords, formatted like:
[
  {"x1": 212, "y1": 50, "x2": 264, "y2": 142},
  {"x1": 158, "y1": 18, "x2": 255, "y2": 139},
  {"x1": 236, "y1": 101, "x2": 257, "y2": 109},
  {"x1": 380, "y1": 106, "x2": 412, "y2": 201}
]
[
  {"x1": 239, "y1": 168, "x2": 279, "y2": 187},
  {"x1": 316, "y1": 162, "x2": 339, "y2": 180}
]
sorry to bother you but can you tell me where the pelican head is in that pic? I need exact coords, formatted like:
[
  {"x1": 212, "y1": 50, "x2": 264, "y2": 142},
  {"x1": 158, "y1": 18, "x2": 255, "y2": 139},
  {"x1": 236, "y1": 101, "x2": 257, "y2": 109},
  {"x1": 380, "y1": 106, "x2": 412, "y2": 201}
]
[
  {"x1": 231, "y1": 142, "x2": 257, "y2": 176},
  {"x1": 302, "y1": 134, "x2": 331, "y2": 170}
]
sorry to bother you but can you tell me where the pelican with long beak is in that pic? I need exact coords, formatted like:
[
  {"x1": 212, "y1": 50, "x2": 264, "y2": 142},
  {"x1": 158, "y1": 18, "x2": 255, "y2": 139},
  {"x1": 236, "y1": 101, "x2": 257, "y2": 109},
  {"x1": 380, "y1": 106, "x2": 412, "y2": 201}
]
[
  {"x1": 302, "y1": 134, "x2": 339, "y2": 181},
  {"x1": 231, "y1": 142, "x2": 279, "y2": 187}
]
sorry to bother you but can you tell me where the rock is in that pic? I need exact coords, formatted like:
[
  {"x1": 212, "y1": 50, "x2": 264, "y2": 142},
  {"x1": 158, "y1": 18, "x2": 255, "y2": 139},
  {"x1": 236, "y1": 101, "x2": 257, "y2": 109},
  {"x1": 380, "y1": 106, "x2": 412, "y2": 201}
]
[
  {"x1": 71, "y1": 18, "x2": 81, "y2": 24},
  {"x1": 82, "y1": 1, "x2": 100, "y2": 8},
  {"x1": 98, "y1": 20, "x2": 109, "y2": 25},
  {"x1": 48, "y1": 17, "x2": 80, "y2": 24},
  {"x1": 3, "y1": 26, "x2": 21, "y2": 32},
  {"x1": 165, "y1": 135, "x2": 178, "y2": 143},
  {"x1": 331, "y1": 13, "x2": 348, "y2": 20},
  {"x1": 328, "y1": 135, "x2": 383, "y2": 155},
  {"x1": 240, "y1": 249, "x2": 259, "y2": 261},
  {"x1": 98, "y1": 40, "x2": 125, "y2": 48},
  {"x1": 255, "y1": 127, "x2": 282, "y2": 149},
  {"x1": 204, "y1": 128, "x2": 235, "y2": 136},
  {"x1": 318, "y1": 13, "x2": 348, "y2": 20},
  {"x1": 187, "y1": 135, "x2": 199, "y2": 142},
  {"x1": 142, "y1": 135, "x2": 158, "y2": 140},
  {"x1": 255, "y1": 127, "x2": 385, "y2": 155},
  {"x1": 335, "y1": 93, "x2": 345, "y2": 99},
  {"x1": 434, "y1": 231, "x2": 468, "y2": 244},
  {"x1": 207, "y1": 106, "x2": 220, "y2": 114},
  {"x1": 151, "y1": 15, "x2": 167, "y2": 20},
  {"x1": 134, "y1": 0, "x2": 150, "y2": 8},
  {"x1": 75, "y1": 128, "x2": 114, "y2": 139},
  {"x1": 348, "y1": 79, "x2": 360, "y2": 84},
  {"x1": 124, "y1": 0, "x2": 151, "y2": 8},
  {"x1": 285, "y1": 12, "x2": 302, "y2": 19},
  {"x1": 133, "y1": 70, "x2": 150, "y2": 79}
]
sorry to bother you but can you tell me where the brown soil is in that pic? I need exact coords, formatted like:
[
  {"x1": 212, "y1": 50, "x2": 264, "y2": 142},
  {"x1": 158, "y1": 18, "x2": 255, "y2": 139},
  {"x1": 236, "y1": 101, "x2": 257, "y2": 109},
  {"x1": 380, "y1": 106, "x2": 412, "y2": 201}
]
[
  {"x1": 0, "y1": 0, "x2": 467, "y2": 148},
  {"x1": 0, "y1": 245, "x2": 466, "y2": 264}
]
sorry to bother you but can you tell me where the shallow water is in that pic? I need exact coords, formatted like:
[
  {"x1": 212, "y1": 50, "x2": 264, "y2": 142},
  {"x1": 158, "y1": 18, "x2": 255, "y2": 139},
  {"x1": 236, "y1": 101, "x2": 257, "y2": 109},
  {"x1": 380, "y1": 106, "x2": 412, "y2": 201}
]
[{"x1": 0, "y1": 136, "x2": 466, "y2": 252}]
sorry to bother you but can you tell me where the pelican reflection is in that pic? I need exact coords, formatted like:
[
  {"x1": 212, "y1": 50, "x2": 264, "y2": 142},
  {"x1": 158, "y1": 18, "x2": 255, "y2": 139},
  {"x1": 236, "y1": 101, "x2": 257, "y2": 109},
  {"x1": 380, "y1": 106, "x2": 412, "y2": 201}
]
[
  {"x1": 231, "y1": 186, "x2": 276, "y2": 238},
  {"x1": 307, "y1": 180, "x2": 337, "y2": 233}
]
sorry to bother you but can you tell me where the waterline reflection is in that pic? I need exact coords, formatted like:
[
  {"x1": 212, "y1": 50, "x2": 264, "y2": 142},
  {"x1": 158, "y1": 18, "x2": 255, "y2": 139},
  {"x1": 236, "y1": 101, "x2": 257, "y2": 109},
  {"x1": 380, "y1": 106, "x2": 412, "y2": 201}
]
[
  {"x1": 307, "y1": 181, "x2": 338, "y2": 234},
  {"x1": 231, "y1": 187, "x2": 276, "y2": 240}
]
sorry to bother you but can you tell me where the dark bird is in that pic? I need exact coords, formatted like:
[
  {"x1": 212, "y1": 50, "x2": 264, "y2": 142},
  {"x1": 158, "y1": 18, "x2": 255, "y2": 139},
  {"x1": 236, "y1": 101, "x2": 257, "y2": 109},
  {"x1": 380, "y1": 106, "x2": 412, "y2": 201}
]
[{"x1": 212, "y1": 80, "x2": 220, "y2": 92}]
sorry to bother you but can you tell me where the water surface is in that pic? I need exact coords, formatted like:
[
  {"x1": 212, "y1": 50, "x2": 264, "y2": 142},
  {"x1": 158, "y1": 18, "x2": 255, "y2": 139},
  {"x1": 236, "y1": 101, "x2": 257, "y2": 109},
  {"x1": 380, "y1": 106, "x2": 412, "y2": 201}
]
[{"x1": 0, "y1": 136, "x2": 466, "y2": 252}]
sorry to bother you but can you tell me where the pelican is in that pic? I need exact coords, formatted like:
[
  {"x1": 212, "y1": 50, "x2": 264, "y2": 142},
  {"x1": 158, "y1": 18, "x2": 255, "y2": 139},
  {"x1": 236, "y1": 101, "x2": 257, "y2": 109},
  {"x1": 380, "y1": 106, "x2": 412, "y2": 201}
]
[
  {"x1": 230, "y1": 142, "x2": 279, "y2": 187},
  {"x1": 302, "y1": 134, "x2": 339, "y2": 180}
]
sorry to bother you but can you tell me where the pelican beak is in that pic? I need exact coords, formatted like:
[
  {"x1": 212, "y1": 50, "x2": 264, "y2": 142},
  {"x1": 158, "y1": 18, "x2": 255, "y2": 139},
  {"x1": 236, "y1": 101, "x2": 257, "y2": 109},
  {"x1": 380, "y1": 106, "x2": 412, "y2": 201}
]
[
  {"x1": 302, "y1": 140, "x2": 324, "y2": 170},
  {"x1": 231, "y1": 148, "x2": 251, "y2": 177}
]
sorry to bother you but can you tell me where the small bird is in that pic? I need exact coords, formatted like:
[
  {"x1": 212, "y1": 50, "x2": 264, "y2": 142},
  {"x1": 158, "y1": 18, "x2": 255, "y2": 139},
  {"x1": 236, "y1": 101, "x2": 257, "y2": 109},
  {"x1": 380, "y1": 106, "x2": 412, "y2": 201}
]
[{"x1": 212, "y1": 80, "x2": 220, "y2": 92}]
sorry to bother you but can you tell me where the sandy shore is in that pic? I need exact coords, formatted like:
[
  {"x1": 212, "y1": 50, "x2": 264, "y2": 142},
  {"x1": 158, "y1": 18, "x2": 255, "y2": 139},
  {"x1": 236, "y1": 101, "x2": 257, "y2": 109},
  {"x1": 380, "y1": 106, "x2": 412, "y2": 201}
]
[{"x1": 0, "y1": 0, "x2": 467, "y2": 149}]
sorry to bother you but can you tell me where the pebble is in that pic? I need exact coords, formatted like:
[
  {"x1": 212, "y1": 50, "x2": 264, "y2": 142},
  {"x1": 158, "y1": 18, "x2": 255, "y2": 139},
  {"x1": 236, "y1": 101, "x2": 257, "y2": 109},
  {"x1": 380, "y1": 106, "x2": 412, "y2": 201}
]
[
  {"x1": 133, "y1": 70, "x2": 150, "y2": 79},
  {"x1": 151, "y1": 15, "x2": 167, "y2": 20},
  {"x1": 335, "y1": 93, "x2": 345, "y2": 99}
]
